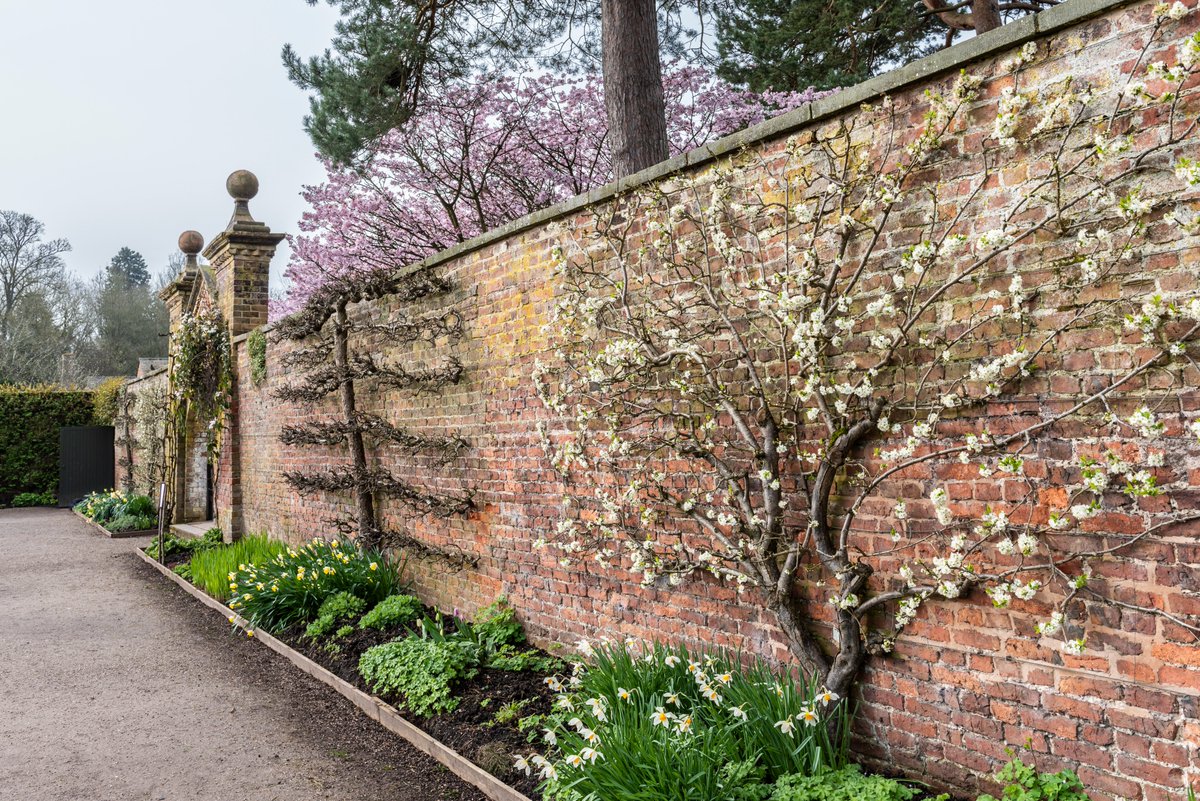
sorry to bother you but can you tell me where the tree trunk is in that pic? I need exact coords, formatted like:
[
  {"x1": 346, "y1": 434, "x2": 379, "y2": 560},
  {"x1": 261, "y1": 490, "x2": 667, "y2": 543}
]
[
  {"x1": 922, "y1": 0, "x2": 1002, "y2": 32},
  {"x1": 334, "y1": 300, "x2": 376, "y2": 543},
  {"x1": 600, "y1": 0, "x2": 670, "y2": 179},
  {"x1": 973, "y1": 0, "x2": 1002, "y2": 32}
]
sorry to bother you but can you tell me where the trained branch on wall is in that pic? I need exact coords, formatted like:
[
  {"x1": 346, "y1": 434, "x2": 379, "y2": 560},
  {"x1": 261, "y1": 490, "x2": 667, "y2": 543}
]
[
  {"x1": 276, "y1": 268, "x2": 474, "y2": 556},
  {"x1": 535, "y1": 15, "x2": 1200, "y2": 714},
  {"x1": 132, "y1": 384, "x2": 169, "y2": 497},
  {"x1": 113, "y1": 386, "x2": 138, "y2": 492}
]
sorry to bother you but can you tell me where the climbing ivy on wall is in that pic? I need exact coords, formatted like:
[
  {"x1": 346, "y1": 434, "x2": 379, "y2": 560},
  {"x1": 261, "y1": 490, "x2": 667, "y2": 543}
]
[
  {"x1": 274, "y1": 268, "x2": 473, "y2": 558},
  {"x1": 247, "y1": 327, "x2": 268, "y2": 386},
  {"x1": 171, "y1": 309, "x2": 233, "y2": 462}
]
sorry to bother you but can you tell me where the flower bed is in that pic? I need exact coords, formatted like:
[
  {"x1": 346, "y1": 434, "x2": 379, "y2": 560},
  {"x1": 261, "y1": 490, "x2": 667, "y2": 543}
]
[
  {"x1": 137, "y1": 534, "x2": 1107, "y2": 801},
  {"x1": 73, "y1": 490, "x2": 158, "y2": 536}
]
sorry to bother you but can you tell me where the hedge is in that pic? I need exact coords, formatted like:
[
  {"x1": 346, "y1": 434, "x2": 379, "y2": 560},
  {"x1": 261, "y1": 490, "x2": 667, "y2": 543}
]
[{"x1": 0, "y1": 385, "x2": 94, "y2": 504}]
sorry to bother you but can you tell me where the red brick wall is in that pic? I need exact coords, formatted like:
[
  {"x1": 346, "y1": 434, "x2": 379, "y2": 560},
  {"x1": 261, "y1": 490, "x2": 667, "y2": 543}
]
[{"x1": 213, "y1": 2, "x2": 1200, "y2": 796}]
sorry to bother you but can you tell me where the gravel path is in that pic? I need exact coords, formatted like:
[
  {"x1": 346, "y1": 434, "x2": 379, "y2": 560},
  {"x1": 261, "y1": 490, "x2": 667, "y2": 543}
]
[{"x1": 0, "y1": 508, "x2": 486, "y2": 801}]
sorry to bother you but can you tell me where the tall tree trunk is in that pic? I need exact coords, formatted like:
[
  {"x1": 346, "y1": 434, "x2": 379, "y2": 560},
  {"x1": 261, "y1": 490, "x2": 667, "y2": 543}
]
[
  {"x1": 922, "y1": 0, "x2": 1002, "y2": 33},
  {"x1": 973, "y1": 0, "x2": 1002, "y2": 32},
  {"x1": 334, "y1": 300, "x2": 376, "y2": 543},
  {"x1": 600, "y1": 0, "x2": 670, "y2": 179}
]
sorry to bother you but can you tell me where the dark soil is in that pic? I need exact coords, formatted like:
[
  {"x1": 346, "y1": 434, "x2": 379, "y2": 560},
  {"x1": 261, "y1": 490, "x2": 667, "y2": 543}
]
[
  {"x1": 281, "y1": 615, "x2": 556, "y2": 799},
  {"x1": 161, "y1": 548, "x2": 191, "y2": 569}
]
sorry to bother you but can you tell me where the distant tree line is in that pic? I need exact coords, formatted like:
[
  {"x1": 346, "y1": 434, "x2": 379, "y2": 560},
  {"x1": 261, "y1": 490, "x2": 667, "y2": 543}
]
[{"x1": 0, "y1": 210, "x2": 169, "y2": 386}]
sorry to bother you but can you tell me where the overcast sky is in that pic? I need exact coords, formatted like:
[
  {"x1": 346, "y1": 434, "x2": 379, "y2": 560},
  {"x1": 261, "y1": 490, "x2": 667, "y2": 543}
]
[{"x1": 0, "y1": 1, "x2": 342, "y2": 290}]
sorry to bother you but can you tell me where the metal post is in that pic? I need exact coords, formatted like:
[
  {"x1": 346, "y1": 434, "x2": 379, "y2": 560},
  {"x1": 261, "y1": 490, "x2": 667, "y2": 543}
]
[{"x1": 156, "y1": 482, "x2": 167, "y2": 564}]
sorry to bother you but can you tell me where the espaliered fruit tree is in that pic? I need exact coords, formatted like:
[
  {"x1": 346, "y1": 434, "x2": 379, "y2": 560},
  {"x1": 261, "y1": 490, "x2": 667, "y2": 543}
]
[{"x1": 274, "y1": 268, "x2": 473, "y2": 559}]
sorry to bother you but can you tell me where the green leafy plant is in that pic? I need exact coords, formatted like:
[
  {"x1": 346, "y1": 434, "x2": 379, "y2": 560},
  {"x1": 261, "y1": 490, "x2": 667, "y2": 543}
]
[
  {"x1": 305, "y1": 591, "x2": 367, "y2": 640},
  {"x1": 523, "y1": 640, "x2": 851, "y2": 800},
  {"x1": 75, "y1": 489, "x2": 158, "y2": 532},
  {"x1": 358, "y1": 594, "x2": 423, "y2": 631},
  {"x1": 10, "y1": 490, "x2": 55, "y2": 507},
  {"x1": 439, "y1": 599, "x2": 546, "y2": 670},
  {"x1": 90, "y1": 377, "x2": 125, "y2": 425},
  {"x1": 227, "y1": 537, "x2": 403, "y2": 632},
  {"x1": 483, "y1": 698, "x2": 532, "y2": 729},
  {"x1": 977, "y1": 757, "x2": 1091, "y2": 801},
  {"x1": 171, "y1": 310, "x2": 233, "y2": 461},
  {"x1": 335, "y1": 624, "x2": 355, "y2": 639},
  {"x1": 486, "y1": 644, "x2": 562, "y2": 673},
  {"x1": 358, "y1": 635, "x2": 480, "y2": 717},
  {"x1": 107, "y1": 513, "x2": 156, "y2": 532},
  {"x1": 247, "y1": 327, "x2": 268, "y2": 386},
  {"x1": 769, "y1": 765, "x2": 943, "y2": 801},
  {"x1": 189, "y1": 534, "x2": 289, "y2": 600},
  {"x1": 145, "y1": 527, "x2": 221, "y2": 560}
]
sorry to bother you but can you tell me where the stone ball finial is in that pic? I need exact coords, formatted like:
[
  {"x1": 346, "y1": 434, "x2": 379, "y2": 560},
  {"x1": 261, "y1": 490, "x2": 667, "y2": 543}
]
[
  {"x1": 226, "y1": 169, "x2": 259, "y2": 202},
  {"x1": 178, "y1": 230, "x2": 204, "y2": 255}
]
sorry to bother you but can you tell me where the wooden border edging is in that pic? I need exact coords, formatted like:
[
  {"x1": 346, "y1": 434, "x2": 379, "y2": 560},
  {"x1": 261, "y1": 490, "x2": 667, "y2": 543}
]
[
  {"x1": 71, "y1": 509, "x2": 156, "y2": 539},
  {"x1": 133, "y1": 547, "x2": 533, "y2": 801}
]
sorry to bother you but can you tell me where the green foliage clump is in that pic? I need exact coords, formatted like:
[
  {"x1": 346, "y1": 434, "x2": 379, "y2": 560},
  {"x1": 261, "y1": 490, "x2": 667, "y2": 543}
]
[
  {"x1": 91, "y1": 377, "x2": 125, "y2": 425},
  {"x1": 769, "y1": 765, "x2": 937, "y2": 801},
  {"x1": 486, "y1": 645, "x2": 562, "y2": 673},
  {"x1": 978, "y1": 757, "x2": 1091, "y2": 801},
  {"x1": 107, "y1": 513, "x2": 157, "y2": 532},
  {"x1": 532, "y1": 641, "x2": 851, "y2": 801},
  {"x1": 75, "y1": 489, "x2": 157, "y2": 532},
  {"x1": 11, "y1": 490, "x2": 56, "y2": 507},
  {"x1": 189, "y1": 534, "x2": 289, "y2": 600},
  {"x1": 355, "y1": 598, "x2": 547, "y2": 718},
  {"x1": 227, "y1": 537, "x2": 403, "y2": 632},
  {"x1": 0, "y1": 385, "x2": 92, "y2": 503},
  {"x1": 358, "y1": 635, "x2": 480, "y2": 717},
  {"x1": 305, "y1": 591, "x2": 367, "y2": 640},
  {"x1": 483, "y1": 698, "x2": 532, "y2": 729},
  {"x1": 454, "y1": 600, "x2": 547, "y2": 669},
  {"x1": 247, "y1": 327, "x2": 268, "y2": 386},
  {"x1": 171, "y1": 310, "x2": 232, "y2": 462},
  {"x1": 145, "y1": 527, "x2": 221, "y2": 560},
  {"x1": 358, "y1": 594, "x2": 423, "y2": 631}
]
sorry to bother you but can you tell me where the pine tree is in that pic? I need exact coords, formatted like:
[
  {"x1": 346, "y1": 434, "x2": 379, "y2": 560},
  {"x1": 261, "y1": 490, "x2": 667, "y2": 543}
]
[
  {"x1": 713, "y1": 0, "x2": 940, "y2": 92},
  {"x1": 107, "y1": 247, "x2": 151, "y2": 288}
]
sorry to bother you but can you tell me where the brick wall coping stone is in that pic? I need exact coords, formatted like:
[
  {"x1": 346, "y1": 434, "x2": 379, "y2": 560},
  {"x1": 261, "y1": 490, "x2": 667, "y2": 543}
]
[{"x1": 134, "y1": 547, "x2": 534, "y2": 801}]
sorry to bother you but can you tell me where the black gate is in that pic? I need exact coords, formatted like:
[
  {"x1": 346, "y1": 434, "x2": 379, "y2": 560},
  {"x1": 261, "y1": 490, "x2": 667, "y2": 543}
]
[{"x1": 58, "y1": 426, "x2": 114, "y2": 508}]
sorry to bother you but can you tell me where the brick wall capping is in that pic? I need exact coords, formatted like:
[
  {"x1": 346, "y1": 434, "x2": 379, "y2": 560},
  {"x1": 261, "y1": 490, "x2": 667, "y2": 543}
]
[
  {"x1": 134, "y1": 547, "x2": 534, "y2": 801},
  {"x1": 125, "y1": 366, "x2": 168, "y2": 387},
  {"x1": 202, "y1": 227, "x2": 287, "y2": 263},
  {"x1": 253, "y1": 0, "x2": 1133, "y2": 338}
]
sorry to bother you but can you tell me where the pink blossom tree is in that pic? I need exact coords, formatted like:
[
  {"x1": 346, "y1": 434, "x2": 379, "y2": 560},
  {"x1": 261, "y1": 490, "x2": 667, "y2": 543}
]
[{"x1": 280, "y1": 67, "x2": 828, "y2": 316}]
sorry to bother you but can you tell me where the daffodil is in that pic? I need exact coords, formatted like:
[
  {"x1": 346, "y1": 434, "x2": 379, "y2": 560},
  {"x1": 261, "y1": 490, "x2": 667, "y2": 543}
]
[{"x1": 817, "y1": 688, "x2": 840, "y2": 706}]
